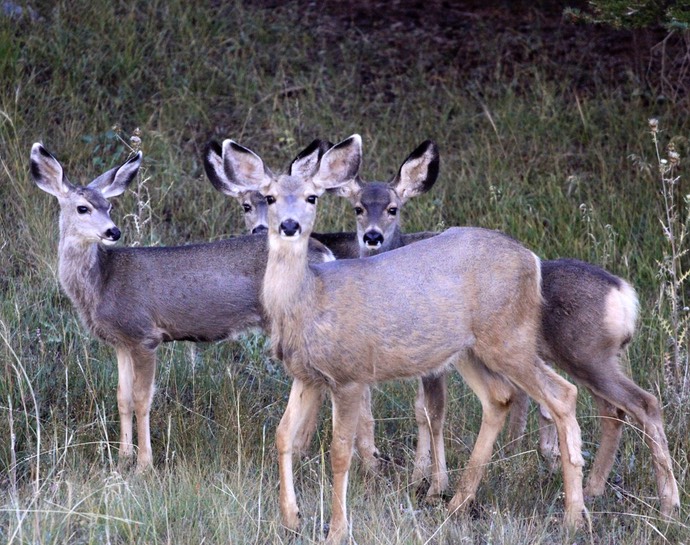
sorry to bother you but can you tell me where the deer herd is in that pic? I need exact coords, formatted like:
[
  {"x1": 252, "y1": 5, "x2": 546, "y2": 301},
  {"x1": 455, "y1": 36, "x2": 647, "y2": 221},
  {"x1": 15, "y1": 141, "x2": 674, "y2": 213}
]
[{"x1": 31, "y1": 135, "x2": 679, "y2": 542}]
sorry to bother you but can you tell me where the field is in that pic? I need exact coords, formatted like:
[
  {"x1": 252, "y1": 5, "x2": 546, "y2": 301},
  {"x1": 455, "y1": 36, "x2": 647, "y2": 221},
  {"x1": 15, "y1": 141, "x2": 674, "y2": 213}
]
[{"x1": 1, "y1": 1, "x2": 689, "y2": 543}]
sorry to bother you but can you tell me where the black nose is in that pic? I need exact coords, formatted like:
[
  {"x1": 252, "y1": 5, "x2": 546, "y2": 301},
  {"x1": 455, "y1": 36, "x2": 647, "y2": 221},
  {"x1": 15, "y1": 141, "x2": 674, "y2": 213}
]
[
  {"x1": 105, "y1": 227, "x2": 121, "y2": 241},
  {"x1": 363, "y1": 231, "x2": 384, "y2": 247},
  {"x1": 280, "y1": 219, "x2": 300, "y2": 237},
  {"x1": 252, "y1": 225, "x2": 268, "y2": 235}
]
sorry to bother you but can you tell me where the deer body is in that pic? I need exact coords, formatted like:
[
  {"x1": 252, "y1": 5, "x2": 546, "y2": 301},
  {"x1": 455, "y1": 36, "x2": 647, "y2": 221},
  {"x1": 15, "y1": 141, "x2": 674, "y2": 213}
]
[
  {"x1": 58, "y1": 238, "x2": 266, "y2": 347},
  {"x1": 32, "y1": 143, "x2": 333, "y2": 471},
  {"x1": 205, "y1": 134, "x2": 586, "y2": 543},
  {"x1": 331, "y1": 148, "x2": 679, "y2": 517},
  {"x1": 535, "y1": 258, "x2": 679, "y2": 512}
]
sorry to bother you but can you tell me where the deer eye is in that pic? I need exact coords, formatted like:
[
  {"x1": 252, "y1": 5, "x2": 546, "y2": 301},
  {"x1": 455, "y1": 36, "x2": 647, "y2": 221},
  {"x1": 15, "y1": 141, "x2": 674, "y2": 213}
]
[
  {"x1": 354, "y1": 206, "x2": 364, "y2": 216},
  {"x1": 306, "y1": 195, "x2": 317, "y2": 204},
  {"x1": 243, "y1": 204, "x2": 252, "y2": 213},
  {"x1": 265, "y1": 195, "x2": 276, "y2": 205},
  {"x1": 388, "y1": 207, "x2": 398, "y2": 216},
  {"x1": 77, "y1": 205, "x2": 89, "y2": 215}
]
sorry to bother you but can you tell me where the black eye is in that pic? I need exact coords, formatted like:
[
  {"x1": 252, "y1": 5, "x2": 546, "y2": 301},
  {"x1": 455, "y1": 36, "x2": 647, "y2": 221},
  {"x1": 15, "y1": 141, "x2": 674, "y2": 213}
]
[
  {"x1": 306, "y1": 195, "x2": 317, "y2": 204},
  {"x1": 388, "y1": 207, "x2": 398, "y2": 216},
  {"x1": 354, "y1": 207, "x2": 364, "y2": 216},
  {"x1": 265, "y1": 195, "x2": 276, "y2": 205},
  {"x1": 77, "y1": 205, "x2": 89, "y2": 215},
  {"x1": 243, "y1": 204, "x2": 252, "y2": 213}
]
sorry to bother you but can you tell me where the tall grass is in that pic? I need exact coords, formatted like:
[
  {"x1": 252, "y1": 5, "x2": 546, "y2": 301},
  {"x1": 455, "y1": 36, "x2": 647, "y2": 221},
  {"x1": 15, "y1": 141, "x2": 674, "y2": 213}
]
[{"x1": 1, "y1": 1, "x2": 689, "y2": 542}]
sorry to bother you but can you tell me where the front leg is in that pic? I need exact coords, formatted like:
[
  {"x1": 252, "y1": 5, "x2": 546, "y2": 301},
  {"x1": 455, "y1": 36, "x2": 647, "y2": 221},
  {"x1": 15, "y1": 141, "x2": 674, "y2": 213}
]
[
  {"x1": 276, "y1": 379, "x2": 324, "y2": 533},
  {"x1": 115, "y1": 347, "x2": 135, "y2": 469},
  {"x1": 327, "y1": 382, "x2": 366, "y2": 544},
  {"x1": 354, "y1": 385, "x2": 381, "y2": 473},
  {"x1": 130, "y1": 345, "x2": 157, "y2": 471}
]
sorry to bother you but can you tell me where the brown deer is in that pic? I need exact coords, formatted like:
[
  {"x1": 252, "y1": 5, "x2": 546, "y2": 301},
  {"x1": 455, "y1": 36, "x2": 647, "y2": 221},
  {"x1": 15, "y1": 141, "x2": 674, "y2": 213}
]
[
  {"x1": 212, "y1": 138, "x2": 680, "y2": 519},
  {"x1": 331, "y1": 159, "x2": 680, "y2": 517},
  {"x1": 207, "y1": 139, "x2": 450, "y2": 494},
  {"x1": 204, "y1": 134, "x2": 586, "y2": 542},
  {"x1": 30, "y1": 142, "x2": 334, "y2": 472}
]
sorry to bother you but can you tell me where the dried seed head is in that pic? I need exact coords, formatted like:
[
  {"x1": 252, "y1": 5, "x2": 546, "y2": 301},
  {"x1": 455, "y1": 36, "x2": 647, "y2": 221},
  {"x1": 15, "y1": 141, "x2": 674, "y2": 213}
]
[{"x1": 649, "y1": 118, "x2": 659, "y2": 133}]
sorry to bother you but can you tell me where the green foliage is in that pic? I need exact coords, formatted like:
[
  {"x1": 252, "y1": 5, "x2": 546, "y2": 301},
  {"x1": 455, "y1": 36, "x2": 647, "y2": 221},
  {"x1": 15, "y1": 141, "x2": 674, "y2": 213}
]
[{"x1": 565, "y1": 1, "x2": 690, "y2": 30}]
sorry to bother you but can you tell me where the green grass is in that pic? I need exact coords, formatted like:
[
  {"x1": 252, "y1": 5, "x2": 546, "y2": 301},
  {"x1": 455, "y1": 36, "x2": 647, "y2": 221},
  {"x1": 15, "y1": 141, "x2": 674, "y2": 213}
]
[{"x1": 1, "y1": 0, "x2": 689, "y2": 542}]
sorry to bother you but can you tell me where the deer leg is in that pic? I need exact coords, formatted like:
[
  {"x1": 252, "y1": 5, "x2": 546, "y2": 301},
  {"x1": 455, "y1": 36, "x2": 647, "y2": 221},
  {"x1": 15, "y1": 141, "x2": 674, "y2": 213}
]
[
  {"x1": 412, "y1": 377, "x2": 432, "y2": 486},
  {"x1": 584, "y1": 394, "x2": 624, "y2": 498},
  {"x1": 277, "y1": 378, "x2": 323, "y2": 534},
  {"x1": 537, "y1": 404, "x2": 560, "y2": 472},
  {"x1": 292, "y1": 387, "x2": 325, "y2": 458},
  {"x1": 509, "y1": 359, "x2": 585, "y2": 528},
  {"x1": 326, "y1": 382, "x2": 366, "y2": 545},
  {"x1": 448, "y1": 356, "x2": 515, "y2": 513},
  {"x1": 354, "y1": 385, "x2": 381, "y2": 473},
  {"x1": 130, "y1": 345, "x2": 157, "y2": 472},
  {"x1": 115, "y1": 347, "x2": 135, "y2": 468},
  {"x1": 587, "y1": 374, "x2": 679, "y2": 517},
  {"x1": 422, "y1": 374, "x2": 448, "y2": 497},
  {"x1": 505, "y1": 388, "x2": 530, "y2": 452}
]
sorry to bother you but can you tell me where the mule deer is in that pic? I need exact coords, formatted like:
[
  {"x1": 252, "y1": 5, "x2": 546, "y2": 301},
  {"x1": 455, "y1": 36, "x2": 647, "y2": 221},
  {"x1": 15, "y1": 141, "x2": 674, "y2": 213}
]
[
  {"x1": 213, "y1": 135, "x2": 680, "y2": 518},
  {"x1": 204, "y1": 134, "x2": 586, "y2": 542},
  {"x1": 206, "y1": 139, "x2": 444, "y2": 482},
  {"x1": 31, "y1": 142, "x2": 333, "y2": 472}
]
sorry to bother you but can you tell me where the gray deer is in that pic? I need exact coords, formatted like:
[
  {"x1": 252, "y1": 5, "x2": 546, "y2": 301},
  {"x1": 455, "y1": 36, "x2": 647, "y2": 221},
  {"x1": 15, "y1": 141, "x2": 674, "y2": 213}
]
[
  {"x1": 30, "y1": 142, "x2": 333, "y2": 472},
  {"x1": 203, "y1": 134, "x2": 586, "y2": 543},
  {"x1": 211, "y1": 138, "x2": 679, "y2": 519},
  {"x1": 330, "y1": 149, "x2": 680, "y2": 518}
]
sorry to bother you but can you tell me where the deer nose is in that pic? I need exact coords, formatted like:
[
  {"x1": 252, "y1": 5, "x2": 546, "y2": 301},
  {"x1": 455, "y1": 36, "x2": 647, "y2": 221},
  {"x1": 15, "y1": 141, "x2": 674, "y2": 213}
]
[
  {"x1": 252, "y1": 225, "x2": 268, "y2": 235},
  {"x1": 280, "y1": 219, "x2": 301, "y2": 237},
  {"x1": 363, "y1": 231, "x2": 384, "y2": 247},
  {"x1": 105, "y1": 227, "x2": 121, "y2": 241}
]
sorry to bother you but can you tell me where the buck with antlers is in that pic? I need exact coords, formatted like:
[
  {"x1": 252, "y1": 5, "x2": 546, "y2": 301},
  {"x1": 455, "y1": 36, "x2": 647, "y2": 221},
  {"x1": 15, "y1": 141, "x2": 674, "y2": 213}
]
[
  {"x1": 204, "y1": 134, "x2": 586, "y2": 543},
  {"x1": 30, "y1": 143, "x2": 334, "y2": 472}
]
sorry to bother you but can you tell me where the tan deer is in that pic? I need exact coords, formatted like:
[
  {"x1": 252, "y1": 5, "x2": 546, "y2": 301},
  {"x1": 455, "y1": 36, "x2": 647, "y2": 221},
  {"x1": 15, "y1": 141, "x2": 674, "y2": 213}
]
[
  {"x1": 207, "y1": 139, "x2": 450, "y2": 494},
  {"x1": 331, "y1": 157, "x2": 680, "y2": 517},
  {"x1": 212, "y1": 137, "x2": 680, "y2": 519},
  {"x1": 30, "y1": 142, "x2": 334, "y2": 472},
  {"x1": 204, "y1": 134, "x2": 586, "y2": 542}
]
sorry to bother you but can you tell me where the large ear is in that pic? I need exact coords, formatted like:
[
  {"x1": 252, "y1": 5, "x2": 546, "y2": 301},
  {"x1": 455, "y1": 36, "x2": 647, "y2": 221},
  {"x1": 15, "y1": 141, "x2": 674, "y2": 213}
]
[
  {"x1": 290, "y1": 139, "x2": 334, "y2": 178},
  {"x1": 88, "y1": 151, "x2": 142, "y2": 198},
  {"x1": 312, "y1": 134, "x2": 362, "y2": 192},
  {"x1": 326, "y1": 177, "x2": 363, "y2": 200},
  {"x1": 30, "y1": 143, "x2": 74, "y2": 197},
  {"x1": 221, "y1": 139, "x2": 273, "y2": 193},
  {"x1": 391, "y1": 140, "x2": 440, "y2": 204},
  {"x1": 203, "y1": 140, "x2": 243, "y2": 197}
]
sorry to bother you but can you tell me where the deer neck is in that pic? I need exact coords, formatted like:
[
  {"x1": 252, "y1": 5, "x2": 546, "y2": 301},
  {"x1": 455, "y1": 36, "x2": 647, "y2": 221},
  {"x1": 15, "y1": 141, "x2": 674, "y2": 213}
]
[
  {"x1": 262, "y1": 233, "x2": 317, "y2": 363},
  {"x1": 57, "y1": 235, "x2": 105, "y2": 327}
]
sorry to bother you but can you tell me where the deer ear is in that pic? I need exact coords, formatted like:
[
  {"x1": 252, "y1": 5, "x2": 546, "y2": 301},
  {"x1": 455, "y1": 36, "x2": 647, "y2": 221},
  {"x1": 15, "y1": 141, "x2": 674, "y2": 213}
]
[
  {"x1": 203, "y1": 140, "x2": 243, "y2": 197},
  {"x1": 31, "y1": 143, "x2": 74, "y2": 198},
  {"x1": 221, "y1": 139, "x2": 273, "y2": 193},
  {"x1": 88, "y1": 151, "x2": 142, "y2": 199},
  {"x1": 391, "y1": 140, "x2": 439, "y2": 204},
  {"x1": 290, "y1": 139, "x2": 334, "y2": 178},
  {"x1": 326, "y1": 177, "x2": 363, "y2": 200},
  {"x1": 313, "y1": 134, "x2": 362, "y2": 192}
]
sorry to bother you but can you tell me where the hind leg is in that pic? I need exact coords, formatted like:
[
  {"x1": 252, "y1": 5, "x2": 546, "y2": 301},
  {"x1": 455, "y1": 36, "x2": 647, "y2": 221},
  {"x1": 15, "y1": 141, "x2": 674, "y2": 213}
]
[
  {"x1": 584, "y1": 394, "x2": 625, "y2": 498},
  {"x1": 503, "y1": 358, "x2": 586, "y2": 528},
  {"x1": 448, "y1": 356, "x2": 515, "y2": 512},
  {"x1": 585, "y1": 373, "x2": 679, "y2": 517}
]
